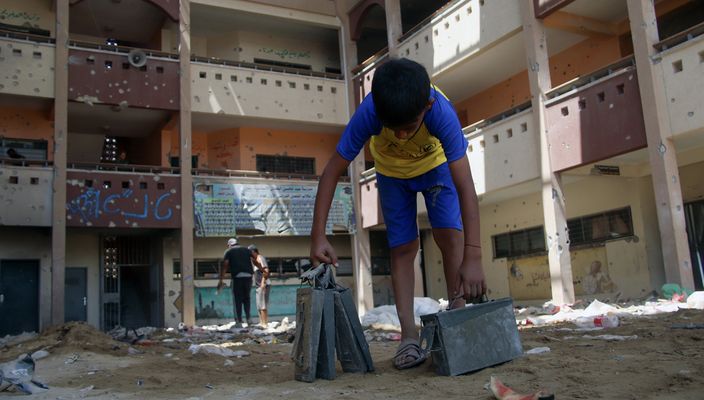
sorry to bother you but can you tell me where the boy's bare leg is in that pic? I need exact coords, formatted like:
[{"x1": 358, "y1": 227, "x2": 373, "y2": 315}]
[
  {"x1": 432, "y1": 228, "x2": 466, "y2": 309},
  {"x1": 390, "y1": 238, "x2": 421, "y2": 341},
  {"x1": 261, "y1": 309, "x2": 268, "y2": 326}
]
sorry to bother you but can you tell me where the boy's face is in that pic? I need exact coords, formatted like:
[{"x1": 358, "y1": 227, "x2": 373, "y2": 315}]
[{"x1": 388, "y1": 100, "x2": 434, "y2": 140}]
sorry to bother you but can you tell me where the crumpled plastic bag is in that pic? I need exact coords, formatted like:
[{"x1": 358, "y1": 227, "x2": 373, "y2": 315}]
[{"x1": 0, "y1": 355, "x2": 49, "y2": 395}]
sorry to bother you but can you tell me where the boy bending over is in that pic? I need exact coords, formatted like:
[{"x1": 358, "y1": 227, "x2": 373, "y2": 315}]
[{"x1": 310, "y1": 58, "x2": 486, "y2": 370}]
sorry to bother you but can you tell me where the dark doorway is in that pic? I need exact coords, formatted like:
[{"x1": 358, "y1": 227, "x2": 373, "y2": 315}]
[
  {"x1": 65, "y1": 267, "x2": 88, "y2": 322},
  {"x1": 0, "y1": 260, "x2": 39, "y2": 336},
  {"x1": 685, "y1": 200, "x2": 704, "y2": 290},
  {"x1": 120, "y1": 265, "x2": 152, "y2": 328}
]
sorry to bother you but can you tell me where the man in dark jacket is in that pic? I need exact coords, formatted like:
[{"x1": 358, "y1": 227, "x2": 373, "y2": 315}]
[{"x1": 218, "y1": 237, "x2": 254, "y2": 327}]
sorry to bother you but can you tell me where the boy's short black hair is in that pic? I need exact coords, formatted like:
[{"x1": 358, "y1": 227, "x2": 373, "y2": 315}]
[{"x1": 371, "y1": 58, "x2": 431, "y2": 127}]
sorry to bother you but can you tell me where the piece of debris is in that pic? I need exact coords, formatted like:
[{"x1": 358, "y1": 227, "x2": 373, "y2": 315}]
[
  {"x1": 30, "y1": 350, "x2": 49, "y2": 361},
  {"x1": 565, "y1": 334, "x2": 638, "y2": 341},
  {"x1": 670, "y1": 323, "x2": 704, "y2": 329},
  {"x1": 65, "y1": 353, "x2": 80, "y2": 364},
  {"x1": 487, "y1": 376, "x2": 553, "y2": 400},
  {"x1": 127, "y1": 346, "x2": 144, "y2": 355},
  {"x1": 0, "y1": 355, "x2": 49, "y2": 395},
  {"x1": 525, "y1": 347, "x2": 551, "y2": 355},
  {"x1": 188, "y1": 343, "x2": 250, "y2": 358}
]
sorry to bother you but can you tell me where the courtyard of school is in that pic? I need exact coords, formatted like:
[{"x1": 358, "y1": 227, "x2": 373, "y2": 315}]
[{"x1": 2, "y1": 296, "x2": 703, "y2": 399}]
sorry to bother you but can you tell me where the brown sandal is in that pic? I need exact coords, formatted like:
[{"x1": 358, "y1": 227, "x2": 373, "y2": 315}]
[{"x1": 393, "y1": 340, "x2": 427, "y2": 370}]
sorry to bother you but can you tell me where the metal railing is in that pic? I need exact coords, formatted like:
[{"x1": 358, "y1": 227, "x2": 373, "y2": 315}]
[
  {"x1": 654, "y1": 21, "x2": 704, "y2": 53},
  {"x1": 397, "y1": 0, "x2": 463, "y2": 43},
  {"x1": 193, "y1": 167, "x2": 350, "y2": 183},
  {"x1": 191, "y1": 55, "x2": 344, "y2": 80},
  {"x1": 0, "y1": 158, "x2": 53, "y2": 167},
  {"x1": 545, "y1": 56, "x2": 636, "y2": 102},
  {"x1": 68, "y1": 40, "x2": 180, "y2": 62},
  {"x1": 463, "y1": 101, "x2": 532, "y2": 136},
  {"x1": 67, "y1": 162, "x2": 180, "y2": 174},
  {"x1": 351, "y1": 46, "x2": 389, "y2": 76},
  {"x1": 0, "y1": 29, "x2": 55, "y2": 44}
]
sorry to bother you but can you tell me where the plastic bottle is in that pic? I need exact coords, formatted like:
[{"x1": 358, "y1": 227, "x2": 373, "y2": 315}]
[{"x1": 574, "y1": 314, "x2": 619, "y2": 328}]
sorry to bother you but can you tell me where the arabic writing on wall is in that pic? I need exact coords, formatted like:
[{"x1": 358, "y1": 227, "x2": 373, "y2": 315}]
[
  {"x1": 258, "y1": 47, "x2": 311, "y2": 60},
  {"x1": 66, "y1": 187, "x2": 175, "y2": 226}
]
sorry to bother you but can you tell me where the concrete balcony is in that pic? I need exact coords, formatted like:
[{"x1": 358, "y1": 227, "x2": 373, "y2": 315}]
[
  {"x1": 190, "y1": 59, "x2": 347, "y2": 126},
  {"x1": 0, "y1": 161, "x2": 54, "y2": 226},
  {"x1": 66, "y1": 166, "x2": 181, "y2": 229},
  {"x1": 68, "y1": 42, "x2": 180, "y2": 111},
  {"x1": 544, "y1": 58, "x2": 648, "y2": 172},
  {"x1": 397, "y1": 0, "x2": 521, "y2": 77},
  {"x1": 465, "y1": 104, "x2": 539, "y2": 195},
  {"x1": 656, "y1": 23, "x2": 704, "y2": 139},
  {"x1": 0, "y1": 32, "x2": 55, "y2": 99}
]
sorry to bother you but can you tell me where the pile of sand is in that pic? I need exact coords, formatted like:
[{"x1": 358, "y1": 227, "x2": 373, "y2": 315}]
[{"x1": 0, "y1": 322, "x2": 125, "y2": 362}]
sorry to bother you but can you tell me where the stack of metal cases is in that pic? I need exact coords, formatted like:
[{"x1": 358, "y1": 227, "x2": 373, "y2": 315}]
[
  {"x1": 419, "y1": 297, "x2": 522, "y2": 376},
  {"x1": 291, "y1": 265, "x2": 374, "y2": 382}
]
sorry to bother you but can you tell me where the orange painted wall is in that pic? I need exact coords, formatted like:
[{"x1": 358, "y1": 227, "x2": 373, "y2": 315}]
[
  {"x1": 455, "y1": 35, "x2": 623, "y2": 125},
  {"x1": 239, "y1": 127, "x2": 341, "y2": 175},
  {"x1": 0, "y1": 107, "x2": 55, "y2": 161},
  {"x1": 206, "y1": 129, "x2": 240, "y2": 170}
]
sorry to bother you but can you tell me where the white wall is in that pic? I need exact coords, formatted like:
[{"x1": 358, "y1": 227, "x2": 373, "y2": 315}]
[{"x1": 0, "y1": 38, "x2": 55, "y2": 99}]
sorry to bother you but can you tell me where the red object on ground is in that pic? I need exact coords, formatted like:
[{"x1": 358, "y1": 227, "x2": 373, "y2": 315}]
[{"x1": 489, "y1": 376, "x2": 552, "y2": 400}]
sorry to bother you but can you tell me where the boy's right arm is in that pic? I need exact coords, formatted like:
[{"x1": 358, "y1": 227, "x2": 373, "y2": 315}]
[{"x1": 310, "y1": 152, "x2": 351, "y2": 266}]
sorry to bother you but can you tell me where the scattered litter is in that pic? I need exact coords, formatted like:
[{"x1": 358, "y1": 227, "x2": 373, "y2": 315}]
[
  {"x1": 30, "y1": 350, "x2": 49, "y2": 361},
  {"x1": 136, "y1": 379, "x2": 144, "y2": 386},
  {"x1": 223, "y1": 359, "x2": 235, "y2": 367},
  {"x1": 362, "y1": 297, "x2": 442, "y2": 329},
  {"x1": 127, "y1": 346, "x2": 144, "y2": 355},
  {"x1": 686, "y1": 291, "x2": 704, "y2": 309},
  {"x1": 574, "y1": 314, "x2": 619, "y2": 329},
  {"x1": 164, "y1": 353, "x2": 173, "y2": 358},
  {"x1": 487, "y1": 375, "x2": 553, "y2": 400},
  {"x1": 0, "y1": 355, "x2": 49, "y2": 395},
  {"x1": 188, "y1": 344, "x2": 250, "y2": 358},
  {"x1": 79, "y1": 385, "x2": 94, "y2": 394},
  {"x1": 65, "y1": 353, "x2": 80, "y2": 364},
  {"x1": 565, "y1": 334, "x2": 638, "y2": 341},
  {"x1": 0, "y1": 332, "x2": 38, "y2": 348},
  {"x1": 205, "y1": 383, "x2": 214, "y2": 390},
  {"x1": 525, "y1": 347, "x2": 551, "y2": 355}
]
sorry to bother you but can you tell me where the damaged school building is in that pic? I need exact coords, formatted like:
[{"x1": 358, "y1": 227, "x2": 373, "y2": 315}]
[{"x1": 0, "y1": 0, "x2": 703, "y2": 335}]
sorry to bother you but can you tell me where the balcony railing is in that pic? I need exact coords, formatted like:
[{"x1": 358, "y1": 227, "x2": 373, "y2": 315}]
[
  {"x1": 655, "y1": 24, "x2": 704, "y2": 138},
  {"x1": 191, "y1": 55, "x2": 343, "y2": 80},
  {"x1": 0, "y1": 31, "x2": 56, "y2": 98},
  {"x1": 544, "y1": 58, "x2": 647, "y2": 172},
  {"x1": 68, "y1": 162, "x2": 180, "y2": 175}
]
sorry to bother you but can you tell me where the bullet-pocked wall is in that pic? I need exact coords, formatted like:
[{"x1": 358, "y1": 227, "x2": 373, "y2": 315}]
[
  {"x1": 162, "y1": 234, "x2": 352, "y2": 327},
  {"x1": 437, "y1": 173, "x2": 665, "y2": 303},
  {"x1": 65, "y1": 231, "x2": 100, "y2": 328},
  {"x1": 454, "y1": 35, "x2": 623, "y2": 126},
  {"x1": 0, "y1": 107, "x2": 55, "y2": 161}
]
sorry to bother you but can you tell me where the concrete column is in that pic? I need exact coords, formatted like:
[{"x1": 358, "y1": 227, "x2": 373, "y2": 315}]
[
  {"x1": 626, "y1": 0, "x2": 694, "y2": 290},
  {"x1": 179, "y1": 0, "x2": 195, "y2": 326},
  {"x1": 51, "y1": 0, "x2": 69, "y2": 327},
  {"x1": 519, "y1": 0, "x2": 575, "y2": 304},
  {"x1": 384, "y1": 0, "x2": 403, "y2": 57},
  {"x1": 337, "y1": 3, "x2": 374, "y2": 316}
]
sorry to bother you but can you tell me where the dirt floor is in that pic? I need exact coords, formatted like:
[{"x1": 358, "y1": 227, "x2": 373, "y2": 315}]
[{"x1": 1, "y1": 309, "x2": 703, "y2": 400}]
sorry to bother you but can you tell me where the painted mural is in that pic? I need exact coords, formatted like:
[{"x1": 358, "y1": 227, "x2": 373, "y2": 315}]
[
  {"x1": 195, "y1": 285, "x2": 298, "y2": 319},
  {"x1": 194, "y1": 182, "x2": 353, "y2": 237}
]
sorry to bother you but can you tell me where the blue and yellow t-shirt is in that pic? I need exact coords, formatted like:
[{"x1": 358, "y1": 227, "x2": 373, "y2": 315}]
[{"x1": 336, "y1": 87, "x2": 467, "y2": 179}]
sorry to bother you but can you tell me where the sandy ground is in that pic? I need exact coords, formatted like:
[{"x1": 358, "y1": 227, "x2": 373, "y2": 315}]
[{"x1": 1, "y1": 309, "x2": 703, "y2": 400}]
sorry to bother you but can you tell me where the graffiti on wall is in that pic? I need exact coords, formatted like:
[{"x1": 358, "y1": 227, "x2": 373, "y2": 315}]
[
  {"x1": 66, "y1": 173, "x2": 181, "y2": 228},
  {"x1": 578, "y1": 260, "x2": 617, "y2": 295},
  {"x1": 194, "y1": 182, "x2": 353, "y2": 237},
  {"x1": 0, "y1": 9, "x2": 41, "y2": 23},
  {"x1": 67, "y1": 187, "x2": 174, "y2": 224},
  {"x1": 258, "y1": 47, "x2": 311, "y2": 60}
]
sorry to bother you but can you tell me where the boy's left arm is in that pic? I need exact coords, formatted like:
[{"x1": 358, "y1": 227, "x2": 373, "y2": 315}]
[{"x1": 448, "y1": 156, "x2": 487, "y2": 301}]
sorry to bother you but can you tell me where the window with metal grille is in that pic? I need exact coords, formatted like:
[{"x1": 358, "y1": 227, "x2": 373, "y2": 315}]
[
  {"x1": 492, "y1": 226, "x2": 546, "y2": 259},
  {"x1": 567, "y1": 207, "x2": 633, "y2": 246},
  {"x1": 256, "y1": 154, "x2": 315, "y2": 175},
  {"x1": 492, "y1": 207, "x2": 634, "y2": 259}
]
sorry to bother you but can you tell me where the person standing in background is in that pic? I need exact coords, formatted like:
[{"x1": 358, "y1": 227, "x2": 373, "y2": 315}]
[
  {"x1": 219, "y1": 238, "x2": 254, "y2": 327},
  {"x1": 249, "y1": 244, "x2": 271, "y2": 328}
]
